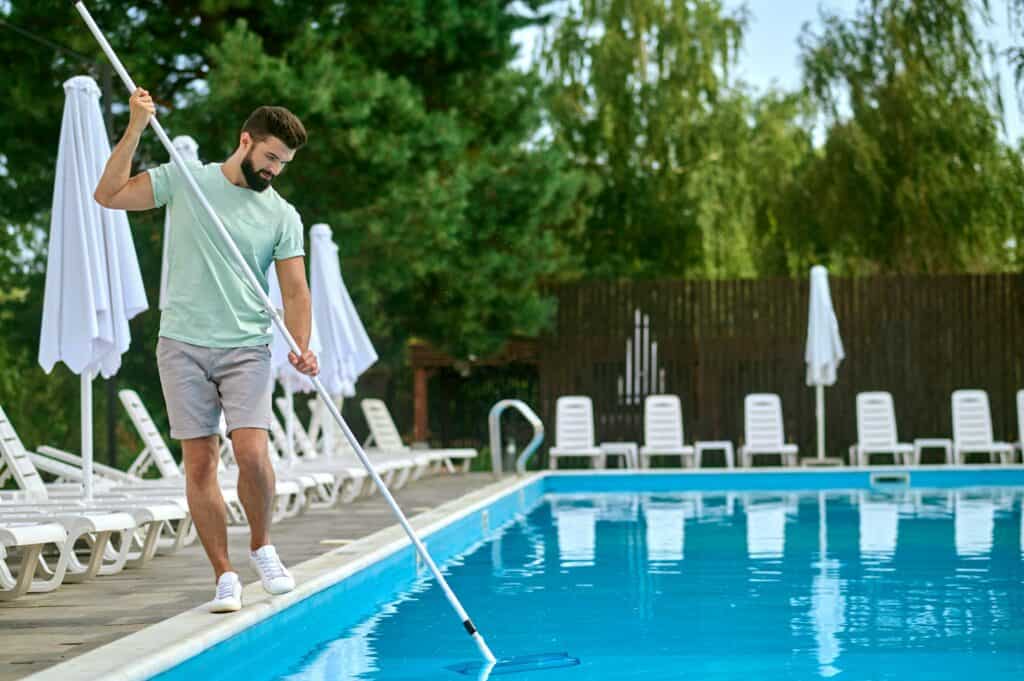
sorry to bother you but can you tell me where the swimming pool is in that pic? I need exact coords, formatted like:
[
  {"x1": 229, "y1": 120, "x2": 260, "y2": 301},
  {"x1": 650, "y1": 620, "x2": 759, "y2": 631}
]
[{"x1": 155, "y1": 470, "x2": 1024, "y2": 681}]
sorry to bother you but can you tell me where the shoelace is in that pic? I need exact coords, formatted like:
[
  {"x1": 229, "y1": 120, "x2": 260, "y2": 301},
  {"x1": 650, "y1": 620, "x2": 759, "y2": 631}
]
[
  {"x1": 255, "y1": 550, "x2": 287, "y2": 579},
  {"x1": 216, "y1": 577, "x2": 237, "y2": 600}
]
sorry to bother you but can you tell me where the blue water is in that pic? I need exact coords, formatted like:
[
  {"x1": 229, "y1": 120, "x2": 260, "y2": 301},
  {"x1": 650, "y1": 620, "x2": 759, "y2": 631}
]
[{"x1": 244, "y1": 488, "x2": 1024, "y2": 681}]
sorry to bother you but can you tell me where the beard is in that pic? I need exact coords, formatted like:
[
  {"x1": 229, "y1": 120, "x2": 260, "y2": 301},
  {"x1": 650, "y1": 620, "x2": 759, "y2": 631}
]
[{"x1": 241, "y1": 151, "x2": 272, "y2": 192}]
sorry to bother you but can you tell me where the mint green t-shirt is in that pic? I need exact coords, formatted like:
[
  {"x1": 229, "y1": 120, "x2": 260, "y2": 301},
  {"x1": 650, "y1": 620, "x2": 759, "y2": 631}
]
[{"x1": 149, "y1": 161, "x2": 304, "y2": 348}]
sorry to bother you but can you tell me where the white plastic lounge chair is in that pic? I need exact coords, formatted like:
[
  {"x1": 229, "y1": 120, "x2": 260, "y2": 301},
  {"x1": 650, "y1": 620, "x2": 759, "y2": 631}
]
[
  {"x1": 548, "y1": 396, "x2": 606, "y2": 470},
  {"x1": 639, "y1": 395, "x2": 696, "y2": 468},
  {"x1": 951, "y1": 390, "x2": 1015, "y2": 464},
  {"x1": 0, "y1": 406, "x2": 183, "y2": 579},
  {"x1": 118, "y1": 389, "x2": 304, "y2": 519},
  {"x1": 739, "y1": 394, "x2": 799, "y2": 467},
  {"x1": 850, "y1": 392, "x2": 914, "y2": 466},
  {"x1": 274, "y1": 398, "x2": 409, "y2": 494},
  {"x1": 266, "y1": 414, "x2": 368, "y2": 506},
  {"x1": 360, "y1": 399, "x2": 477, "y2": 474},
  {"x1": 0, "y1": 520, "x2": 66, "y2": 600}
]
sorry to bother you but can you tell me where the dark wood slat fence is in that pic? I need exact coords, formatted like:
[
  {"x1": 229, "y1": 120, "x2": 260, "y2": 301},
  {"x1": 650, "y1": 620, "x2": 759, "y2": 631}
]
[{"x1": 538, "y1": 274, "x2": 1024, "y2": 465}]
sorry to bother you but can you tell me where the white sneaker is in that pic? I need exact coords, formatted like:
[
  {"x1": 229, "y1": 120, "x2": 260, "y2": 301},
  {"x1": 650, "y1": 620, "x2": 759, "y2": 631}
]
[
  {"x1": 209, "y1": 571, "x2": 242, "y2": 613},
  {"x1": 250, "y1": 544, "x2": 295, "y2": 595}
]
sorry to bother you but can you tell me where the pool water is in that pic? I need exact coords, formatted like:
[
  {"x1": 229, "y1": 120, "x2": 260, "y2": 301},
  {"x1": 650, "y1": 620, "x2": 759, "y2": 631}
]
[{"x1": 268, "y1": 489, "x2": 1024, "y2": 680}]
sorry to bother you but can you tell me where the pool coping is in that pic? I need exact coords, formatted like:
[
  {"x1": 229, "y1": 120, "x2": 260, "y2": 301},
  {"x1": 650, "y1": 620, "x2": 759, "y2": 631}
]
[{"x1": 24, "y1": 464, "x2": 1024, "y2": 680}]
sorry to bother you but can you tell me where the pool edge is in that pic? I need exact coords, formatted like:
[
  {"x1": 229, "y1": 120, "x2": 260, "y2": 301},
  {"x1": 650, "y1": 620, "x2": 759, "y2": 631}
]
[{"x1": 22, "y1": 473, "x2": 539, "y2": 681}]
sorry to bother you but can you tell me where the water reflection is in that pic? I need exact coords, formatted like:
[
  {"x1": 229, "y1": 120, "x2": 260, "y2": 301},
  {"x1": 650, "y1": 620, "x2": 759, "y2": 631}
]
[
  {"x1": 955, "y1": 493, "x2": 995, "y2": 558},
  {"x1": 858, "y1": 493, "x2": 899, "y2": 562},
  {"x1": 553, "y1": 500, "x2": 597, "y2": 568},
  {"x1": 745, "y1": 496, "x2": 793, "y2": 560},
  {"x1": 642, "y1": 499, "x2": 688, "y2": 564}
]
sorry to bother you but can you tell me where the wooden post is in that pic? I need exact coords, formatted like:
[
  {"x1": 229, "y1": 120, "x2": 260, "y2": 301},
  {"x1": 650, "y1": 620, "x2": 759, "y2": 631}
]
[{"x1": 413, "y1": 368, "x2": 431, "y2": 443}]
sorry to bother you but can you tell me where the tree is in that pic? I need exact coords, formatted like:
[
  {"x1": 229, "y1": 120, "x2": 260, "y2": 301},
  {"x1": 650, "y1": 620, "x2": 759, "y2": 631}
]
[
  {"x1": 541, "y1": 0, "x2": 781, "y2": 278},
  {"x1": 768, "y1": 0, "x2": 1024, "y2": 273}
]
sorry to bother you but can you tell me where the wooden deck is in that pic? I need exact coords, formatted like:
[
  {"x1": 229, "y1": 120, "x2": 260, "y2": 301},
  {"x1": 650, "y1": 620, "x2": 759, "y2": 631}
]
[{"x1": 0, "y1": 473, "x2": 499, "y2": 680}]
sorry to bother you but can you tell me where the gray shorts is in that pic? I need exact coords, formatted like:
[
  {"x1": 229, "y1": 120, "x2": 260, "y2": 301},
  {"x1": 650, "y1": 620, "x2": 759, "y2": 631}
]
[{"x1": 156, "y1": 337, "x2": 272, "y2": 440}]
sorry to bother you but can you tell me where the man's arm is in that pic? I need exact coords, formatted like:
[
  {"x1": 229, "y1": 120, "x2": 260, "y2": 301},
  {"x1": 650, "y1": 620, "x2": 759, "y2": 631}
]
[
  {"x1": 94, "y1": 87, "x2": 157, "y2": 211},
  {"x1": 275, "y1": 256, "x2": 319, "y2": 376}
]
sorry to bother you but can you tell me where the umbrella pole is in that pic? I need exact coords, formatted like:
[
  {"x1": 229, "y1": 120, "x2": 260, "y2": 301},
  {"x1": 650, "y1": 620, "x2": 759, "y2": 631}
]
[
  {"x1": 81, "y1": 371, "x2": 93, "y2": 501},
  {"x1": 816, "y1": 384, "x2": 825, "y2": 461}
]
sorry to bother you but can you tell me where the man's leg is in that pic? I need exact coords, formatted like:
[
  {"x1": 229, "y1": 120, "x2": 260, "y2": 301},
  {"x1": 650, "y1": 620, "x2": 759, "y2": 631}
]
[
  {"x1": 182, "y1": 435, "x2": 234, "y2": 578},
  {"x1": 230, "y1": 427, "x2": 276, "y2": 552}
]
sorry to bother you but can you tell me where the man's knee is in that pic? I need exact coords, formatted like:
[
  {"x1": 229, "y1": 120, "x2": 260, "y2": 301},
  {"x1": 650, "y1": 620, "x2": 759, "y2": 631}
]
[
  {"x1": 230, "y1": 429, "x2": 269, "y2": 468},
  {"x1": 183, "y1": 436, "x2": 220, "y2": 481}
]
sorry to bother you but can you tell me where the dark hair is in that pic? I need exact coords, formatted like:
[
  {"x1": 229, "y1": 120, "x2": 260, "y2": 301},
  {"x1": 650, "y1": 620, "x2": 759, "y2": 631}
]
[{"x1": 242, "y1": 106, "x2": 307, "y2": 150}]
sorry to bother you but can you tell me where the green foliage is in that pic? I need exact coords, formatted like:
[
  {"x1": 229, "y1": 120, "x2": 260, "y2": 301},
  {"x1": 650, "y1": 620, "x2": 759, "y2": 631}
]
[
  {"x1": 765, "y1": 0, "x2": 1024, "y2": 273},
  {"x1": 541, "y1": 0, "x2": 767, "y2": 277}
]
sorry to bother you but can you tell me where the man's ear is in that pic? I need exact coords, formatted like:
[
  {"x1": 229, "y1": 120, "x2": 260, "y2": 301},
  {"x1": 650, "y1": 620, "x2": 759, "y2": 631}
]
[{"x1": 240, "y1": 131, "x2": 252, "y2": 150}]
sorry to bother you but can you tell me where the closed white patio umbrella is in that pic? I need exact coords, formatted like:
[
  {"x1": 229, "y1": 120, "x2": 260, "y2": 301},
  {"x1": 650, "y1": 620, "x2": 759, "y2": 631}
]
[
  {"x1": 805, "y1": 265, "x2": 845, "y2": 463},
  {"x1": 308, "y1": 223, "x2": 377, "y2": 454},
  {"x1": 38, "y1": 75, "x2": 148, "y2": 500}
]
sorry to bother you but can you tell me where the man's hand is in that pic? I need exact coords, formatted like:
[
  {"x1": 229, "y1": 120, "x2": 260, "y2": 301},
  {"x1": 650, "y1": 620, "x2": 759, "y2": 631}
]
[
  {"x1": 127, "y1": 88, "x2": 155, "y2": 135},
  {"x1": 289, "y1": 348, "x2": 319, "y2": 376}
]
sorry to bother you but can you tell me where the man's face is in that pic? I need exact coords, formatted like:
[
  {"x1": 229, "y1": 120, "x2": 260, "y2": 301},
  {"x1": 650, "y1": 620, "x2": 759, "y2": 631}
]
[{"x1": 240, "y1": 134, "x2": 296, "y2": 192}]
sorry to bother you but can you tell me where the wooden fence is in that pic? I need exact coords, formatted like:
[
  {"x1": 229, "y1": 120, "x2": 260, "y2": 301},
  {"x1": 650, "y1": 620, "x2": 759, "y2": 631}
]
[{"x1": 537, "y1": 274, "x2": 1024, "y2": 464}]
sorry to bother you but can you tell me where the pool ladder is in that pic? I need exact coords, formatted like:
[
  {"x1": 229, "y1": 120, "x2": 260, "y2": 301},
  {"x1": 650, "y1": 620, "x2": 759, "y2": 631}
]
[{"x1": 488, "y1": 399, "x2": 545, "y2": 476}]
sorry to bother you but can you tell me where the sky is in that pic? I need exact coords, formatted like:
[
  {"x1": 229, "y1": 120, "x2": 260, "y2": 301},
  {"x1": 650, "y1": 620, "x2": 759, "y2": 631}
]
[{"x1": 512, "y1": 0, "x2": 1024, "y2": 143}]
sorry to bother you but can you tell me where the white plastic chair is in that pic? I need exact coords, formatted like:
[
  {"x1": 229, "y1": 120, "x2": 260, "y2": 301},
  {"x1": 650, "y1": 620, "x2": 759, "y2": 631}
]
[
  {"x1": 548, "y1": 396, "x2": 606, "y2": 470},
  {"x1": 739, "y1": 394, "x2": 799, "y2": 467},
  {"x1": 951, "y1": 390, "x2": 1015, "y2": 464},
  {"x1": 850, "y1": 392, "x2": 914, "y2": 466},
  {"x1": 639, "y1": 395, "x2": 695, "y2": 468},
  {"x1": 360, "y1": 398, "x2": 476, "y2": 474},
  {"x1": 0, "y1": 520, "x2": 67, "y2": 600}
]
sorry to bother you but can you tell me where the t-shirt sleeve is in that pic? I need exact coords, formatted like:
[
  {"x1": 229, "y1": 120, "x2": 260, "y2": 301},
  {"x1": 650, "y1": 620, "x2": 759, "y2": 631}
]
[
  {"x1": 274, "y1": 205, "x2": 305, "y2": 260},
  {"x1": 147, "y1": 161, "x2": 178, "y2": 208}
]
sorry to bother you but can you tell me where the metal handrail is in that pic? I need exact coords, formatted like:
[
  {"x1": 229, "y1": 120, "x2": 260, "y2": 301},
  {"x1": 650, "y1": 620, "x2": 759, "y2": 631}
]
[{"x1": 488, "y1": 399, "x2": 545, "y2": 476}]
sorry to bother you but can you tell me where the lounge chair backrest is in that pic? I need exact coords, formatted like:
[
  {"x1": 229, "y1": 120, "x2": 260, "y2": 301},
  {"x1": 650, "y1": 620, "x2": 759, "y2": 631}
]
[
  {"x1": 856, "y1": 392, "x2": 899, "y2": 448},
  {"x1": 644, "y1": 395, "x2": 685, "y2": 449},
  {"x1": 555, "y1": 396, "x2": 596, "y2": 449},
  {"x1": 118, "y1": 389, "x2": 183, "y2": 479},
  {"x1": 744, "y1": 393, "x2": 786, "y2": 448},
  {"x1": 0, "y1": 405, "x2": 48, "y2": 497},
  {"x1": 952, "y1": 390, "x2": 994, "y2": 448},
  {"x1": 1017, "y1": 390, "x2": 1023, "y2": 447},
  {"x1": 266, "y1": 417, "x2": 291, "y2": 463},
  {"x1": 360, "y1": 399, "x2": 410, "y2": 452},
  {"x1": 275, "y1": 397, "x2": 320, "y2": 459}
]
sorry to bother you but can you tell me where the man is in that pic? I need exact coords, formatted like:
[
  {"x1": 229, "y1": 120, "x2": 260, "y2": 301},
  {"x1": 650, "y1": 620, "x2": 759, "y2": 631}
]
[{"x1": 95, "y1": 88, "x2": 318, "y2": 613}]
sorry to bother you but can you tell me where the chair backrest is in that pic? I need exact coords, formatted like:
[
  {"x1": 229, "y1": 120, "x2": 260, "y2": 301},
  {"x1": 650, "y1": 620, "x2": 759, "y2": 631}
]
[
  {"x1": 118, "y1": 389, "x2": 183, "y2": 479},
  {"x1": 555, "y1": 396, "x2": 596, "y2": 449},
  {"x1": 360, "y1": 399, "x2": 410, "y2": 452},
  {"x1": 275, "y1": 397, "x2": 320, "y2": 459},
  {"x1": 0, "y1": 405, "x2": 49, "y2": 498},
  {"x1": 744, "y1": 393, "x2": 786, "y2": 448},
  {"x1": 856, "y1": 391, "x2": 899, "y2": 448},
  {"x1": 1017, "y1": 390, "x2": 1024, "y2": 447},
  {"x1": 952, "y1": 390, "x2": 994, "y2": 447},
  {"x1": 644, "y1": 395, "x2": 685, "y2": 449}
]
